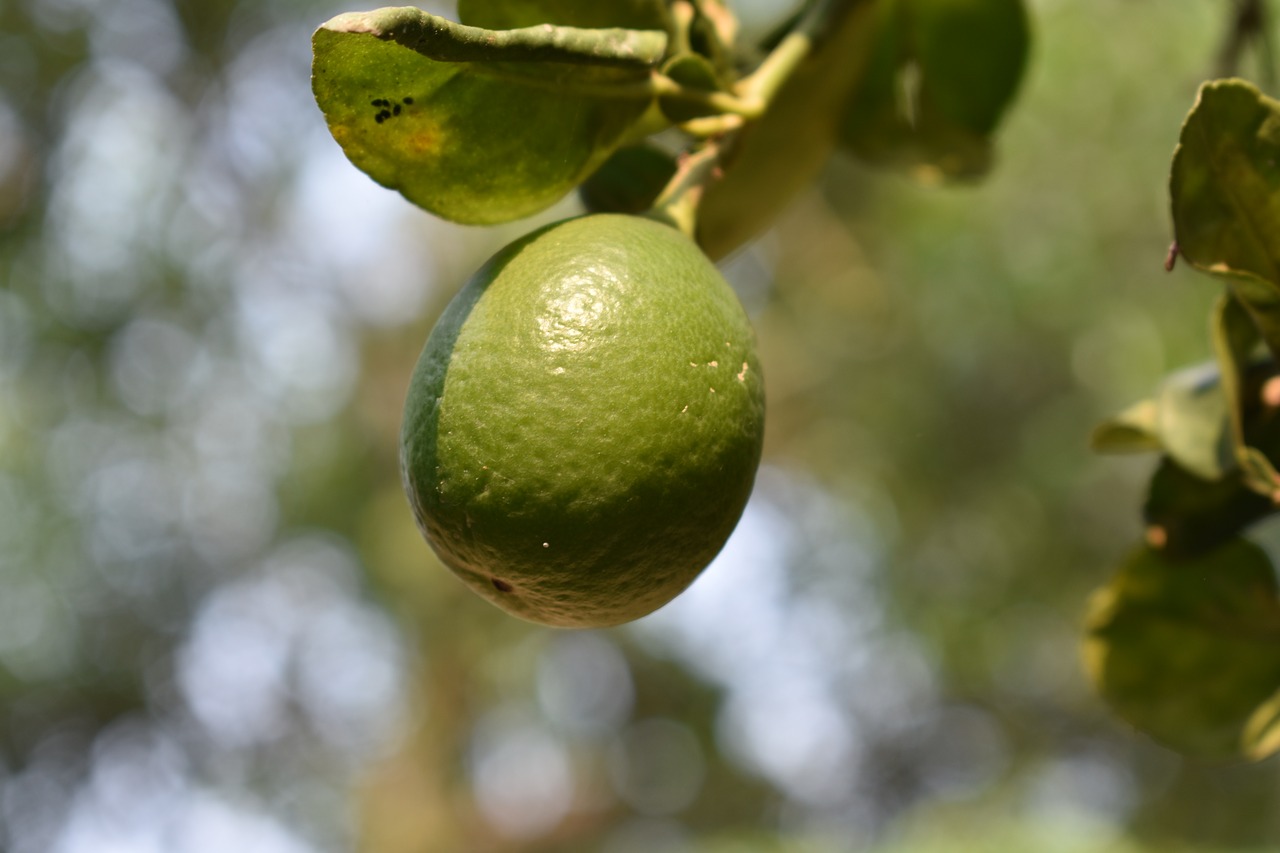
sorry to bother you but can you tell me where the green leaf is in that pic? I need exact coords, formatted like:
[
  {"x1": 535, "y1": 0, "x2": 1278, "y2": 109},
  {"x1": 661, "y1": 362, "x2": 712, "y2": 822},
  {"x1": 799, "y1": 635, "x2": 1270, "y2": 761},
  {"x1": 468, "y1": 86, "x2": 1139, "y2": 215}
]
[
  {"x1": 1083, "y1": 540, "x2": 1280, "y2": 760},
  {"x1": 1211, "y1": 288, "x2": 1262, "y2": 449},
  {"x1": 1172, "y1": 79, "x2": 1280, "y2": 364},
  {"x1": 457, "y1": 0, "x2": 670, "y2": 31},
  {"x1": 578, "y1": 144, "x2": 677, "y2": 214},
  {"x1": 1211, "y1": 291, "x2": 1280, "y2": 497},
  {"x1": 311, "y1": 8, "x2": 663, "y2": 224},
  {"x1": 1171, "y1": 79, "x2": 1280, "y2": 289},
  {"x1": 839, "y1": 0, "x2": 1030, "y2": 183},
  {"x1": 1155, "y1": 363, "x2": 1234, "y2": 481},
  {"x1": 697, "y1": 0, "x2": 879, "y2": 259}
]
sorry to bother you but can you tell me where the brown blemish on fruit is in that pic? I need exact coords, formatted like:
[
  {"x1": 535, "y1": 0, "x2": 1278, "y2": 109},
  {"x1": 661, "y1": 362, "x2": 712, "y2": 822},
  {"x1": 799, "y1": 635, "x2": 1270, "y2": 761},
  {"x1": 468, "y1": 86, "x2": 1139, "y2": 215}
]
[
  {"x1": 492, "y1": 578, "x2": 513, "y2": 592},
  {"x1": 1145, "y1": 526, "x2": 1167, "y2": 549}
]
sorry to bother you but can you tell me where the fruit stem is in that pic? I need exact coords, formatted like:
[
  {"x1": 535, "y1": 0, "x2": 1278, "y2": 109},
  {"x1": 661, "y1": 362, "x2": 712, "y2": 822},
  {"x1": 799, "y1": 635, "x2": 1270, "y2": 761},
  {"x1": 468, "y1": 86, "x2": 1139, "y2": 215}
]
[
  {"x1": 736, "y1": 0, "x2": 858, "y2": 105},
  {"x1": 669, "y1": 0, "x2": 695, "y2": 55},
  {"x1": 643, "y1": 142, "x2": 724, "y2": 240},
  {"x1": 652, "y1": 74, "x2": 763, "y2": 117}
]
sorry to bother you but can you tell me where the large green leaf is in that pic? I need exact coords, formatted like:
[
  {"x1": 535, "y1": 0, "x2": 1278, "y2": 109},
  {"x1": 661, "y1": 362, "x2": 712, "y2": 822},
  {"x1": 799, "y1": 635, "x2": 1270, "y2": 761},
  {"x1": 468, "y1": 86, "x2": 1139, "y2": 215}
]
[
  {"x1": 839, "y1": 0, "x2": 1030, "y2": 182},
  {"x1": 696, "y1": 0, "x2": 879, "y2": 260},
  {"x1": 1172, "y1": 79, "x2": 1280, "y2": 288},
  {"x1": 1172, "y1": 79, "x2": 1280, "y2": 358},
  {"x1": 1083, "y1": 540, "x2": 1280, "y2": 760},
  {"x1": 578, "y1": 143, "x2": 677, "y2": 214},
  {"x1": 311, "y1": 8, "x2": 663, "y2": 224},
  {"x1": 456, "y1": 0, "x2": 670, "y2": 30}
]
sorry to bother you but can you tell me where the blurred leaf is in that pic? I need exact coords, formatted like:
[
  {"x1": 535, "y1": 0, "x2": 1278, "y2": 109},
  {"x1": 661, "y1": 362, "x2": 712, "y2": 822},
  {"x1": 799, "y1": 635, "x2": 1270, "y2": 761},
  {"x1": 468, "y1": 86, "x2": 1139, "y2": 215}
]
[
  {"x1": 1089, "y1": 362, "x2": 1232, "y2": 479},
  {"x1": 1156, "y1": 363, "x2": 1234, "y2": 480},
  {"x1": 579, "y1": 144, "x2": 677, "y2": 214},
  {"x1": 910, "y1": 0, "x2": 1029, "y2": 135},
  {"x1": 1212, "y1": 290, "x2": 1261, "y2": 458},
  {"x1": 840, "y1": 0, "x2": 1030, "y2": 182},
  {"x1": 1083, "y1": 540, "x2": 1280, "y2": 760},
  {"x1": 697, "y1": 0, "x2": 878, "y2": 259},
  {"x1": 1096, "y1": 291, "x2": 1280, "y2": 546},
  {"x1": 311, "y1": 8, "x2": 662, "y2": 224},
  {"x1": 1091, "y1": 398, "x2": 1162, "y2": 454},
  {"x1": 1212, "y1": 291, "x2": 1280, "y2": 497},
  {"x1": 456, "y1": 0, "x2": 670, "y2": 30},
  {"x1": 1141, "y1": 344, "x2": 1280, "y2": 559},
  {"x1": 1214, "y1": 288, "x2": 1264, "y2": 372}
]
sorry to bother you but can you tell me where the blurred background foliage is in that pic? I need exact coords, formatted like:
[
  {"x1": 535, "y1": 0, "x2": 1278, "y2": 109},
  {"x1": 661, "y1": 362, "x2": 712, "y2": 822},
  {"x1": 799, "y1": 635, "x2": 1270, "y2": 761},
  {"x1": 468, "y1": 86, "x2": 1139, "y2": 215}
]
[{"x1": 1, "y1": 0, "x2": 1279, "y2": 851}]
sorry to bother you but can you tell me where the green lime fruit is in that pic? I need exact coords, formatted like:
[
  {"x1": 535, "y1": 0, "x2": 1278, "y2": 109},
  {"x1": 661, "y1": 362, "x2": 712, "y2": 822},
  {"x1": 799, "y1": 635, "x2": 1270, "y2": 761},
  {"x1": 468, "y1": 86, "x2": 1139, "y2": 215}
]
[{"x1": 400, "y1": 214, "x2": 766, "y2": 628}]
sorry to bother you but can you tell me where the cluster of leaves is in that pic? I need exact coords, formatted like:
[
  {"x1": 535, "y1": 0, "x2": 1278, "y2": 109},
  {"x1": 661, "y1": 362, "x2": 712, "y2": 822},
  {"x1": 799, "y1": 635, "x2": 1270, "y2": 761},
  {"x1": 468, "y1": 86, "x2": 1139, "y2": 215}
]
[
  {"x1": 310, "y1": 0, "x2": 1030, "y2": 255},
  {"x1": 311, "y1": 0, "x2": 1280, "y2": 767},
  {"x1": 1089, "y1": 79, "x2": 1280, "y2": 762}
]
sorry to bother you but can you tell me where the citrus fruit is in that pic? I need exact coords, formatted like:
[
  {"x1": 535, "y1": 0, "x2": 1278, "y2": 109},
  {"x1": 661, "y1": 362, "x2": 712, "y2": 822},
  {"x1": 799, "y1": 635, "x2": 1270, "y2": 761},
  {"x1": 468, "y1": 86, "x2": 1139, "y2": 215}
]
[{"x1": 400, "y1": 214, "x2": 765, "y2": 628}]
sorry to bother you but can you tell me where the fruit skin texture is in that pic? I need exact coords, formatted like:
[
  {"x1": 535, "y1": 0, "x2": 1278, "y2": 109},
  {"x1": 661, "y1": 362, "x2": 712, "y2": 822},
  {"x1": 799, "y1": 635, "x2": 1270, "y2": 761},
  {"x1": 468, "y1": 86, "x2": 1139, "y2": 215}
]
[{"x1": 400, "y1": 214, "x2": 765, "y2": 628}]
